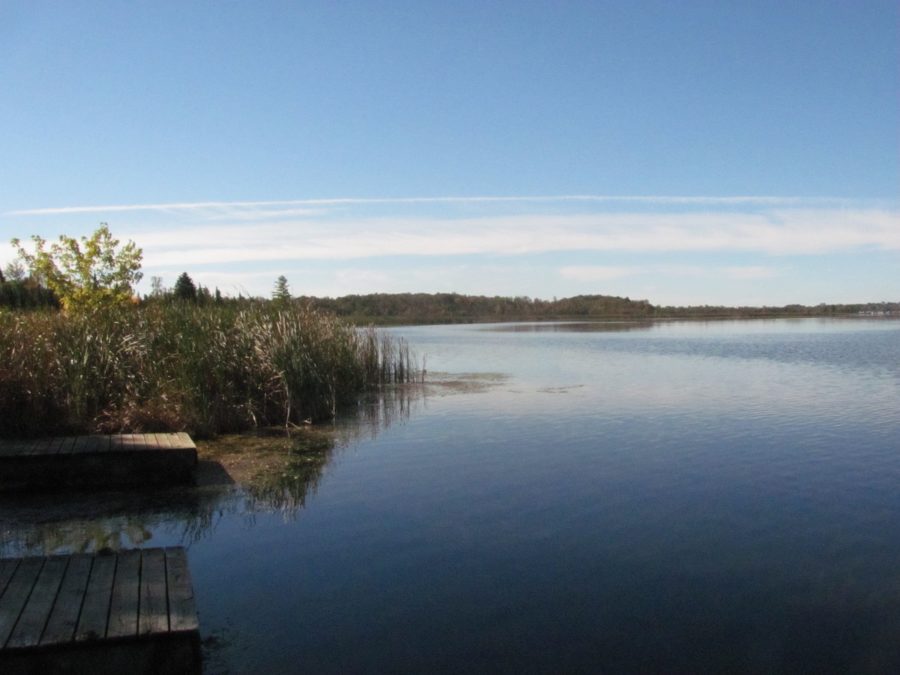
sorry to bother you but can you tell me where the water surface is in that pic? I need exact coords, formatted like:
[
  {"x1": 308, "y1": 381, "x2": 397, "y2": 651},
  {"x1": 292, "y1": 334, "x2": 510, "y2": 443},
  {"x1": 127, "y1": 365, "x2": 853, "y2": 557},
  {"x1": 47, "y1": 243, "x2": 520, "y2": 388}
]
[{"x1": 2, "y1": 318, "x2": 899, "y2": 673}]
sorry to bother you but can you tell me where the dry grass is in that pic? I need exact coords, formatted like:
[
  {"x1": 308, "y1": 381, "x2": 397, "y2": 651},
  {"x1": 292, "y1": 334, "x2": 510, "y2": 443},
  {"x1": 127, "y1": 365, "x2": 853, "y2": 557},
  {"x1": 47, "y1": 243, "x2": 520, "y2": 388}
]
[{"x1": 0, "y1": 303, "x2": 417, "y2": 438}]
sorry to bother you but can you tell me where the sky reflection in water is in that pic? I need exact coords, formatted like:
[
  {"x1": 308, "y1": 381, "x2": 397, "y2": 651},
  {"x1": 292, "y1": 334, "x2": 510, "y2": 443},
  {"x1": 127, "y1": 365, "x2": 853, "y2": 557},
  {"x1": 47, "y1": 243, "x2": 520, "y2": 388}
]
[{"x1": 2, "y1": 318, "x2": 899, "y2": 673}]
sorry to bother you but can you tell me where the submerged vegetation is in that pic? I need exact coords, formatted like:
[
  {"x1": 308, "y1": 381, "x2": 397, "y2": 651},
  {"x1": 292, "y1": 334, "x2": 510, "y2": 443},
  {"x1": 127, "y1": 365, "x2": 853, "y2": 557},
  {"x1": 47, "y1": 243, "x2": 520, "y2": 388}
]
[{"x1": 0, "y1": 303, "x2": 416, "y2": 438}]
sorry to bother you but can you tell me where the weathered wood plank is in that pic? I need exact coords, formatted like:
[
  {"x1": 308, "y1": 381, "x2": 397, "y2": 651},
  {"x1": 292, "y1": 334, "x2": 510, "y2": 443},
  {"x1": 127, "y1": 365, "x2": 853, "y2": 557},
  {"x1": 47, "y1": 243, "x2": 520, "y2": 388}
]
[
  {"x1": 39, "y1": 437, "x2": 58, "y2": 455},
  {"x1": 21, "y1": 437, "x2": 54, "y2": 456},
  {"x1": 8, "y1": 439, "x2": 32, "y2": 456},
  {"x1": 106, "y1": 549, "x2": 141, "y2": 639},
  {"x1": 75, "y1": 555, "x2": 115, "y2": 641},
  {"x1": 173, "y1": 432, "x2": 196, "y2": 451},
  {"x1": 0, "y1": 557, "x2": 43, "y2": 648},
  {"x1": 13, "y1": 439, "x2": 39, "y2": 456},
  {"x1": 45, "y1": 437, "x2": 65, "y2": 455},
  {"x1": 0, "y1": 441, "x2": 25, "y2": 457},
  {"x1": 1, "y1": 434, "x2": 198, "y2": 491},
  {"x1": 72, "y1": 435, "x2": 110, "y2": 454},
  {"x1": 165, "y1": 548, "x2": 198, "y2": 633},
  {"x1": 94, "y1": 435, "x2": 112, "y2": 453},
  {"x1": 56, "y1": 436, "x2": 78, "y2": 455},
  {"x1": 139, "y1": 549, "x2": 168, "y2": 635},
  {"x1": 2, "y1": 546, "x2": 200, "y2": 662},
  {"x1": 70, "y1": 436, "x2": 90, "y2": 454},
  {"x1": 41, "y1": 554, "x2": 93, "y2": 646},
  {"x1": 6, "y1": 556, "x2": 68, "y2": 648},
  {"x1": 0, "y1": 559, "x2": 19, "y2": 597},
  {"x1": 1, "y1": 434, "x2": 194, "y2": 457},
  {"x1": 117, "y1": 433, "x2": 140, "y2": 451}
]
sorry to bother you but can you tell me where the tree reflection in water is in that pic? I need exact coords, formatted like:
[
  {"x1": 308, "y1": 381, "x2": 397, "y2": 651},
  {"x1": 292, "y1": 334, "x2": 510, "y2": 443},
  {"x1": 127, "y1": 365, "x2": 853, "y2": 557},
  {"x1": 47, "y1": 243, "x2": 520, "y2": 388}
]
[{"x1": 0, "y1": 383, "x2": 429, "y2": 557}]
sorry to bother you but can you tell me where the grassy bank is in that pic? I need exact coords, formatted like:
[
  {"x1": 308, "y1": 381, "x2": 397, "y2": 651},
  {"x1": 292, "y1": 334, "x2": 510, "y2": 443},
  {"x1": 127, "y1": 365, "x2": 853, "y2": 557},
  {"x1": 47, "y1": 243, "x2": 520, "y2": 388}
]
[{"x1": 0, "y1": 303, "x2": 416, "y2": 438}]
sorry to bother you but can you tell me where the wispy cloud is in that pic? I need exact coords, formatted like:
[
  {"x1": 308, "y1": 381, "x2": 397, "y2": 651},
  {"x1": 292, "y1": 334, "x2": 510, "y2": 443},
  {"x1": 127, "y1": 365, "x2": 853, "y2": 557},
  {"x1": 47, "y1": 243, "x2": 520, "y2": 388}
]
[
  {"x1": 560, "y1": 265, "x2": 779, "y2": 282},
  {"x1": 559, "y1": 266, "x2": 642, "y2": 281},
  {"x1": 123, "y1": 208, "x2": 899, "y2": 268},
  {"x1": 722, "y1": 265, "x2": 779, "y2": 280},
  {"x1": 4, "y1": 197, "x2": 894, "y2": 303},
  {"x1": 4, "y1": 194, "x2": 869, "y2": 217}
]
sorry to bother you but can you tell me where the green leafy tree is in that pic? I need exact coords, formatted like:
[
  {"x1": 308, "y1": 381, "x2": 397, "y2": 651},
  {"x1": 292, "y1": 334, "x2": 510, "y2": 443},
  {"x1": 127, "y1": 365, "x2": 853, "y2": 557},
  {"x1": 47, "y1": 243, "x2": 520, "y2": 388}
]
[
  {"x1": 272, "y1": 275, "x2": 291, "y2": 304},
  {"x1": 11, "y1": 224, "x2": 142, "y2": 313},
  {"x1": 173, "y1": 272, "x2": 197, "y2": 301}
]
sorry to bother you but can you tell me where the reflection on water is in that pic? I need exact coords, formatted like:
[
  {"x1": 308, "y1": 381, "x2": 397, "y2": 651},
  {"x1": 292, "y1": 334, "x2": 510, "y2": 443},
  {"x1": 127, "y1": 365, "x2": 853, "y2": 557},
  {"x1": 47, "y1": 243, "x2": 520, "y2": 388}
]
[
  {"x1": 0, "y1": 484, "x2": 228, "y2": 557},
  {"x1": 0, "y1": 380, "x2": 449, "y2": 556},
  {"x1": 2, "y1": 319, "x2": 899, "y2": 673},
  {"x1": 486, "y1": 320, "x2": 654, "y2": 333}
]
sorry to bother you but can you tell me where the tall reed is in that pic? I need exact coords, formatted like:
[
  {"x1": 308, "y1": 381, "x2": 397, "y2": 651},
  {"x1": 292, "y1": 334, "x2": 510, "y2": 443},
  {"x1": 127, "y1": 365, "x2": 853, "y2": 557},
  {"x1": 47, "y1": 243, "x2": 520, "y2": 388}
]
[{"x1": 0, "y1": 303, "x2": 418, "y2": 438}]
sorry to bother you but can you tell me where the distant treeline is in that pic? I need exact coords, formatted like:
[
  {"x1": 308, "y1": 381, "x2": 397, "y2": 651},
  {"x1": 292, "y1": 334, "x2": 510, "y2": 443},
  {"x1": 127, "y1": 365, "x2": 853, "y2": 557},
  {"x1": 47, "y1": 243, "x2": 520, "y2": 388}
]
[
  {"x1": 3, "y1": 273, "x2": 896, "y2": 323},
  {"x1": 656, "y1": 301, "x2": 900, "y2": 319},
  {"x1": 0, "y1": 278, "x2": 59, "y2": 309},
  {"x1": 294, "y1": 293, "x2": 899, "y2": 324},
  {"x1": 300, "y1": 293, "x2": 655, "y2": 323}
]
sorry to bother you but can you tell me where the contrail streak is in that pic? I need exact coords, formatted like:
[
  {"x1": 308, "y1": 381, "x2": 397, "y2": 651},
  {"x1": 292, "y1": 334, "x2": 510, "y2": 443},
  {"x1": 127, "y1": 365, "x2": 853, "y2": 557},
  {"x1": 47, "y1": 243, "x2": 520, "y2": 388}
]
[{"x1": 5, "y1": 194, "x2": 860, "y2": 217}]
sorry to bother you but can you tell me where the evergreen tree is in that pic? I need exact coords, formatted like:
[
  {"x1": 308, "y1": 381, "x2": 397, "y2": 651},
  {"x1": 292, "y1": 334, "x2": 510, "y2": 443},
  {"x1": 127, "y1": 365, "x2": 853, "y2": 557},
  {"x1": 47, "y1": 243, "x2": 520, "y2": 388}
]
[
  {"x1": 0, "y1": 278, "x2": 59, "y2": 309},
  {"x1": 272, "y1": 275, "x2": 291, "y2": 303},
  {"x1": 197, "y1": 284, "x2": 213, "y2": 305},
  {"x1": 173, "y1": 272, "x2": 197, "y2": 301}
]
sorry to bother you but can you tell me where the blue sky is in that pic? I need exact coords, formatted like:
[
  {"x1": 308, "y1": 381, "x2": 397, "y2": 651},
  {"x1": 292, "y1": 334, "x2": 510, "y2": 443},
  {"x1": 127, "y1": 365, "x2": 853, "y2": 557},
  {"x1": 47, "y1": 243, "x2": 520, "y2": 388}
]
[{"x1": 1, "y1": 1, "x2": 897, "y2": 305}]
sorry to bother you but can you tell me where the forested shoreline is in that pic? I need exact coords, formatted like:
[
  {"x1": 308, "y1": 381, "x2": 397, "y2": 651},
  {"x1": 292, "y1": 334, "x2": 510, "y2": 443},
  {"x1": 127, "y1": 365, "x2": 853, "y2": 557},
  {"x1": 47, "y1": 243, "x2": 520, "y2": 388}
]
[
  {"x1": 299, "y1": 292, "x2": 899, "y2": 324},
  {"x1": 4, "y1": 276, "x2": 896, "y2": 324}
]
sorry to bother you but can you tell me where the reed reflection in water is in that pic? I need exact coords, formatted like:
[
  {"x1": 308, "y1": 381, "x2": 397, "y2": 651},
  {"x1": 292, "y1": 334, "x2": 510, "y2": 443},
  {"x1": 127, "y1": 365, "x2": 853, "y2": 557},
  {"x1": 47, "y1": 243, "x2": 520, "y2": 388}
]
[{"x1": 0, "y1": 382, "x2": 440, "y2": 556}]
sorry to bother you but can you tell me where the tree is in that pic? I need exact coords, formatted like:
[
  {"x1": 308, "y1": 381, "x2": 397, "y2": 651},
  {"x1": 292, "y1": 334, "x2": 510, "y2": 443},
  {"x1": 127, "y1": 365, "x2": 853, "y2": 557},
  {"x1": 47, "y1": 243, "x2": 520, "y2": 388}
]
[
  {"x1": 197, "y1": 284, "x2": 212, "y2": 305},
  {"x1": 150, "y1": 275, "x2": 165, "y2": 297},
  {"x1": 3, "y1": 261, "x2": 26, "y2": 282},
  {"x1": 173, "y1": 272, "x2": 197, "y2": 301},
  {"x1": 272, "y1": 275, "x2": 291, "y2": 303},
  {"x1": 0, "y1": 278, "x2": 58, "y2": 309},
  {"x1": 11, "y1": 224, "x2": 142, "y2": 313}
]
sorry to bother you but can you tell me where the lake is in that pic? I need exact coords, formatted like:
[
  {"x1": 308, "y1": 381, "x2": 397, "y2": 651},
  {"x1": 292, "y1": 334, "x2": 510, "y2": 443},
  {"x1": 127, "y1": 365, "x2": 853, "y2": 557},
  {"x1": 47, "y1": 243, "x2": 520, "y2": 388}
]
[{"x1": 2, "y1": 318, "x2": 899, "y2": 673}]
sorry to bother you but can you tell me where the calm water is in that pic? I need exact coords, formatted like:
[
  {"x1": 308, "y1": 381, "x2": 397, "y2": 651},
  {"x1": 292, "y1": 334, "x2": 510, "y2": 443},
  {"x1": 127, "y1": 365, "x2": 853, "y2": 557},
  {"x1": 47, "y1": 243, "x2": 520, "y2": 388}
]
[{"x1": 2, "y1": 318, "x2": 899, "y2": 673}]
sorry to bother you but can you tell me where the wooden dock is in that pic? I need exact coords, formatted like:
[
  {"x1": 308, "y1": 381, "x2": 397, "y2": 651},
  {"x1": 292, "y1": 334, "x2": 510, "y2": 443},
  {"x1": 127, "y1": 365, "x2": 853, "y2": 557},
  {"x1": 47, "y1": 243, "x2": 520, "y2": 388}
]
[
  {"x1": 0, "y1": 547, "x2": 200, "y2": 674},
  {"x1": 0, "y1": 433, "x2": 198, "y2": 491}
]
